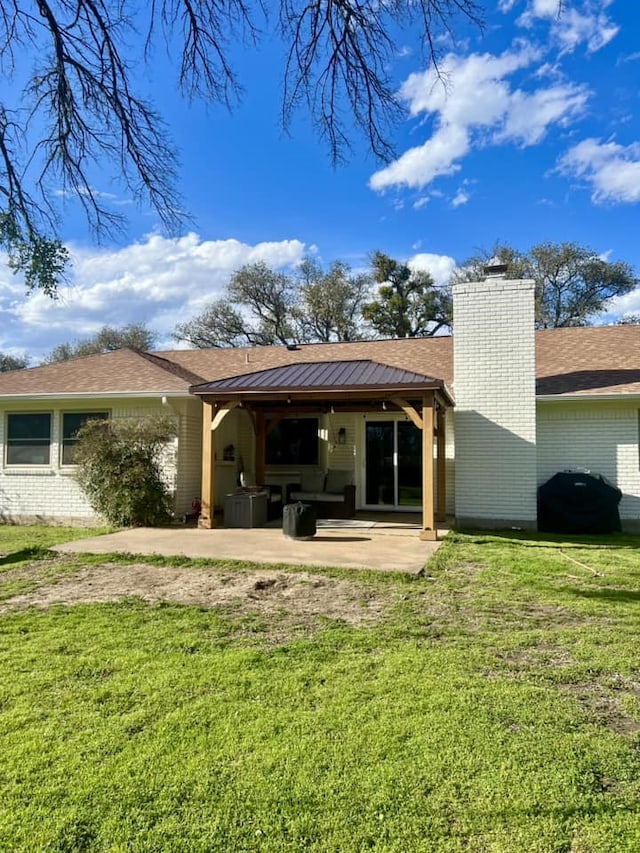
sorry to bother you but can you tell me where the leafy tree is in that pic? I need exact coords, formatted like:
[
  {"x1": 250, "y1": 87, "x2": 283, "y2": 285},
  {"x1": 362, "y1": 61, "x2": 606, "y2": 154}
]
[
  {"x1": 362, "y1": 251, "x2": 452, "y2": 338},
  {"x1": 456, "y1": 242, "x2": 637, "y2": 328},
  {"x1": 1, "y1": 0, "x2": 483, "y2": 294},
  {"x1": 174, "y1": 258, "x2": 370, "y2": 347},
  {"x1": 74, "y1": 416, "x2": 176, "y2": 527},
  {"x1": 228, "y1": 262, "x2": 297, "y2": 345},
  {"x1": 45, "y1": 323, "x2": 156, "y2": 363},
  {"x1": 293, "y1": 258, "x2": 372, "y2": 342},
  {"x1": 175, "y1": 262, "x2": 297, "y2": 348},
  {"x1": 616, "y1": 314, "x2": 640, "y2": 325},
  {"x1": 173, "y1": 299, "x2": 255, "y2": 349},
  {"x1": 0, "y1": 352, "x2": 29, "y2": 372}
]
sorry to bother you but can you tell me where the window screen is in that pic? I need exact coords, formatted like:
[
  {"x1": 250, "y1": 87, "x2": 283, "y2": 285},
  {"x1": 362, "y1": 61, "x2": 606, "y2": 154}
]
[
  {"x1": 7, "y1": 413, "x2": 51, "y2": 465},
  {"x1": 61, "y1": 412, "x2": 108, "y2": 464}
]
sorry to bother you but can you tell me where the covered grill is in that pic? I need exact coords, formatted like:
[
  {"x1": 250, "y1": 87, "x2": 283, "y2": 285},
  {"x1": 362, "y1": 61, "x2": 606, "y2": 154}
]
[{"x1": 537, "y1": 471, "x2": 622, "y2": 534}]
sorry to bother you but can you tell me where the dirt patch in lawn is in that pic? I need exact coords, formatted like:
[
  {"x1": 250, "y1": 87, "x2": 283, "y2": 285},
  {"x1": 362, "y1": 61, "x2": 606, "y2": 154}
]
[
  {"x1": 0, "y1": 562, "x2": 393, "y2": 634},
  {"x1": 559, "y1": 680, "x2": 640, "y2": 735}
]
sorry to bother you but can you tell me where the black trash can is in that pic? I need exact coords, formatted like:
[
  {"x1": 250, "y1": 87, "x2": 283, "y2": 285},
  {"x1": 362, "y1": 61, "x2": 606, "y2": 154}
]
[
  {"x1": 283, "y1": 502, "x2": 317, "y2": 540},
  {"x1": 538, "y1": 471, "x2": 622, "y2": 534}
]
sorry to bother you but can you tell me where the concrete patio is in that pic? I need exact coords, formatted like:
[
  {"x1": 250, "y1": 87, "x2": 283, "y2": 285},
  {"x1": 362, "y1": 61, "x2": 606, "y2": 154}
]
[{"x1": 55, "y1": 514, "x2": 447, "y2": 575}]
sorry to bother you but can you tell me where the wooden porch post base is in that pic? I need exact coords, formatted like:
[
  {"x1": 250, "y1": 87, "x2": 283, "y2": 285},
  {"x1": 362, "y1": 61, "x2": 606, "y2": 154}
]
[
  {"x1": 420, "y1": 528, "x2": 438, "y2": 541},
  {"x1": 198, "y1": 516, "x2": 216, "y2": 529}
]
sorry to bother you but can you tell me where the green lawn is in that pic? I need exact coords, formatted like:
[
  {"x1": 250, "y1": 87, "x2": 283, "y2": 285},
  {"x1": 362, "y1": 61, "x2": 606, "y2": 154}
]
[{"x1": 0, "y1": 527, "x2": 639, "y2": 851}]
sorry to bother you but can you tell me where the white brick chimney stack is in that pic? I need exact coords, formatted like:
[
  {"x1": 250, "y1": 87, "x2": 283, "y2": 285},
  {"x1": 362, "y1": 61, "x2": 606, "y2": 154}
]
[{"x1": 452, "y1": 265, "x2": 537, "y2": 528}]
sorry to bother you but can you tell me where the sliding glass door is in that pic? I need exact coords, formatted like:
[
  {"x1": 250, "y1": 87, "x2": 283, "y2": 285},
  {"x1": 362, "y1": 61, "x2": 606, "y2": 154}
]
[{"x1": 364, "y1": 419, "x2": 422, "y2": 510}]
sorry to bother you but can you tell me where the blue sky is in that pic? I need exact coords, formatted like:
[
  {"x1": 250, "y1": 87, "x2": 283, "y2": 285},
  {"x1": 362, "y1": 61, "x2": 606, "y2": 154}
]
[{"x1": 2, "y1": 0, "x2": 639, "y2": 361}]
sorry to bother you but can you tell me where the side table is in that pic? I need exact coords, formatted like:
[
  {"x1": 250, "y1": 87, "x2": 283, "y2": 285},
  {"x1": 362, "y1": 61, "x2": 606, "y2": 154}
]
[{"x1": 223, "y1": 490, "x2": 268, "y2": 528}]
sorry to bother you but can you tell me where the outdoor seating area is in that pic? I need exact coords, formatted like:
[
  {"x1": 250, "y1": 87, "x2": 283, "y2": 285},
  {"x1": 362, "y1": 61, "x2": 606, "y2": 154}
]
[{"x1": 287, "y1": 469, "x2": 356, "y2": 518}]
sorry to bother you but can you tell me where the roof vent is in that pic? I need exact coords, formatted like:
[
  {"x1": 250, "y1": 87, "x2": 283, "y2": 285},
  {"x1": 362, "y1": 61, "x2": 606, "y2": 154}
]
[
  {"x1": 483, "y1": 257, "x2": 508, "y2": 279},
  {"x1": 286, "y1": 343, "x2": 299, "y2": 351}
]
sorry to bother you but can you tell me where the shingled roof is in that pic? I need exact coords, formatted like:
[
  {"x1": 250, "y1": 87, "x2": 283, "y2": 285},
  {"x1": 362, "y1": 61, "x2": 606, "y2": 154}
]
[
  {"x1": 0, "y1": 348, "x2": 205, "y2": 397},
  {"x1": 0, "y1": 326, "x2": 637, "y2": 399},
  {"x1": 535, "y1": 327, "x2": 640, "y2": 396}
]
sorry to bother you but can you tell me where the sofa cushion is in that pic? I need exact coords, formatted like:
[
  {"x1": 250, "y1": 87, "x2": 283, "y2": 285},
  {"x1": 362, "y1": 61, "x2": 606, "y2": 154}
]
[
  {"x1": 313, "y1": 492, "x2": 345, "y2": 502},
  {"x1": 289, "y1": 490, "x2": 337, "y2": 502},
  {"x1": 300, "y1": 469, "x2": 326, "y2": 492},
  {"x1": 325, "y1": 469, "x2": 353, "y2": 494}
]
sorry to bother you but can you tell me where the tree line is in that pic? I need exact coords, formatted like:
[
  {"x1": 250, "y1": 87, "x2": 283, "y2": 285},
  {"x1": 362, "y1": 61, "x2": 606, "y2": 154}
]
[
  {"x1": 171, "y1": 241, "x2": 635, "y2": 350},
  {"x1": 1, "y1": 240, "x2": 636, "y2": 371}
]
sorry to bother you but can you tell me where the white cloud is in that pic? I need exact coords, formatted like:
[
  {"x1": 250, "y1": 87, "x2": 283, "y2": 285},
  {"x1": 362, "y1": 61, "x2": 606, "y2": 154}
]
[
  {"x1": 408, "y1": 253, "x2": 457, "y2": 287},
  {"x1": 556, "y1": 7, "x2": 618, "y2": 53},
  {"x1": 451, "y1": 189, "x2": 469, "y2": 207},
  {"x1": 496, "y1": 84, "x2": 588, "y2": 145},
  {"x1": 371, "y1": 123, "x2": 467, "y2": 191},
  {"x1": 605, "y1": 290, "x2": 640, "y2": 321},
  {"x1": 516, "y1": 1, "x2": 619, "y2": 54},
  {"x1": 370, "y1": 46, "x2": 588, "y2": 192},
  {"x1": 2, "y1": 233, "x2": 306, "y2": 360},
  {"x1": 558, "y1": 138, "x2": 640, "y2": 204}
]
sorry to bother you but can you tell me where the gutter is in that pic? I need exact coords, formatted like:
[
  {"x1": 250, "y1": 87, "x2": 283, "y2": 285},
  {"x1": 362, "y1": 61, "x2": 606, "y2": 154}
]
[
  {"x1": 0, "y1": 390, "x2": 194, "y2": 402},
  {"x1": 536, "y1": 393, "x2": 640, "y2": 402}
]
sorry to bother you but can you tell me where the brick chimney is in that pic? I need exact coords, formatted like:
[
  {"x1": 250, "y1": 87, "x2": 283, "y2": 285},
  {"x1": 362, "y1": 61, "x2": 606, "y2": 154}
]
[{"x1": 452, "y1": 266, "x2": 537, "y2": 528}]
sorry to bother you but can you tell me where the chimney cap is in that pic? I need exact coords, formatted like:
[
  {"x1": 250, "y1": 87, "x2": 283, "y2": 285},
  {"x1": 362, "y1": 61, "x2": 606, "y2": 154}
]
[{"x1": 483, "y1": 256, "x2": 509, "y2": 278}]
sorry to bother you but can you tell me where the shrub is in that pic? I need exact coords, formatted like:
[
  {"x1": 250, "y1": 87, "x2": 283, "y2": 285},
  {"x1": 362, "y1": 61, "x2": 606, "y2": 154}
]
[{"x1": 74, "y1": 416, "x2": 177, "y2": 527}]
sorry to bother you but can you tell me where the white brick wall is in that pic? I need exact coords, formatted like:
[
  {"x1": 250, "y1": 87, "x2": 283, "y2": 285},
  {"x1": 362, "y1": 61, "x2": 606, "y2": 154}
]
[
  {"x1": 537, "y1": 400, "x2": 640, "y2": 529},
  {"x1": 0, "y1": 397, "x2": 194, "y2": 524},
  {"x1": 453, "y1": 277, "x2": 537, "y2": 527},
  {"x1": 444, "y1": 411, "x2": 455, "y2": 516}
]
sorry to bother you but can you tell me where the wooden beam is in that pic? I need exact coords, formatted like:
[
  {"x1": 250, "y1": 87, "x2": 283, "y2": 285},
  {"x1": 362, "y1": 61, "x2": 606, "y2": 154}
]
[
  {"x1": 420, "y1": 394, "x2": 437, "y2": 541},
  {"x1": 211, "y1": 401, "x2": 239, "y2": 431},
  {"x1": 436, "y1": 407, "x2": 447, "y2": 523},
  {"x1": 255, "y1": 411, "x2": 266, "y2": 485},
  {"x1": 391, "y1": 397, "x2": 423, "y2": 430},
  {"x1": 199, "y1": 400, "x2": 216, "y2": 529}
]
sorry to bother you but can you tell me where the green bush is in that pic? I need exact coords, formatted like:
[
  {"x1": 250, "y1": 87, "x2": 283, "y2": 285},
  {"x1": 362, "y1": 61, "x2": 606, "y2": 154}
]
[{"x1": 74, "y1": 416, "x2": 177, "y2": 527}]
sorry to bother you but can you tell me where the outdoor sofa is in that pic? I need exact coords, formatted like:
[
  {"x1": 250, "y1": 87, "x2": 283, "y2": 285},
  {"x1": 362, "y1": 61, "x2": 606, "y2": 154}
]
[{"x1": 287, "y1": 469, "x2": 356, "y2": 518}]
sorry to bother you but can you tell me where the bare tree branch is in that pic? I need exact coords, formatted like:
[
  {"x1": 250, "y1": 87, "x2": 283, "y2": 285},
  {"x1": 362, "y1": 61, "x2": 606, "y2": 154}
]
[{"x1": 0, "y1": 0, "x2": 485, "y2": 293}]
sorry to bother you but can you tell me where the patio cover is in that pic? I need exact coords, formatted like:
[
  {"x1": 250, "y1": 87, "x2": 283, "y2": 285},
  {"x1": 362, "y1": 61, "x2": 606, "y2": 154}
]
[{"x1": 190, "y1": 359, "x2": 454, "y2": 540}]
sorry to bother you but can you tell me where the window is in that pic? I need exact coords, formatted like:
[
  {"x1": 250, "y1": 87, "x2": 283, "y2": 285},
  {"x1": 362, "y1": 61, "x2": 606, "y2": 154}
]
[
  {"x1": 7, "y1": 413, "x2": 52, "y2": 465},
  {"x1": 266, "y1": 417, "x2": 319, "y2": 465},
  {"x1": 61, "y1": 412, "x2": 108, "y2": 465}
]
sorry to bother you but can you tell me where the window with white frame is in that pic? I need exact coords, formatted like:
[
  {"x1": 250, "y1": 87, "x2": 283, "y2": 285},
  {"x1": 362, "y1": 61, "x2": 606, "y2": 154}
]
[
  {"x1": 61, "y1": 412, "x2": 109, "y2": 465},
  {"x1": 6, "y1": 413, "x2": 52, "y2": 465}
]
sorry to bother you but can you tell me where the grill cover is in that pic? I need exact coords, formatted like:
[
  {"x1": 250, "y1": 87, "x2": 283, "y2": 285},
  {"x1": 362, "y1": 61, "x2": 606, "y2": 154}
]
[{"x1": 538, "y1": 471, "x2": 622, "y2": 534}]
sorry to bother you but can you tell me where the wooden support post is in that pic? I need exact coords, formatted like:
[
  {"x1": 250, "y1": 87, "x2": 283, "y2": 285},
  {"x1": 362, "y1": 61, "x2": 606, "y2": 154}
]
[
  {"x1": 198, "y1": 400, "x2": 216, "y2": 529},
  {"x1": 421, "y1": 394, "x2": 437, "y2": 541},
  {"x1": 255, "y1": 410, "x2": 266, "y2": 486},
  {"x1": 436, "y1": 407, "x2": 447, "y2": 523}
]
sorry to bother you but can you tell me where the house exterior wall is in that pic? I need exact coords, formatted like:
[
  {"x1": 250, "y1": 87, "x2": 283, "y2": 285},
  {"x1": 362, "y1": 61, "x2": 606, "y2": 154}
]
[
  {"x1": 172, "y1": 397, "x2": 203, "y2": 518},
  {"x1": 444, "y1": 410, "x2": 455, "y2": 516},
  {"x1": 0, "y1": 396, "x2": 195, "y2": 524},
  {"x1": 452, "y1": 276, "x2": 538, "y2": 528},
  {"x1": 537, "y1": 399, "x2": 640, "y2": 531}
]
